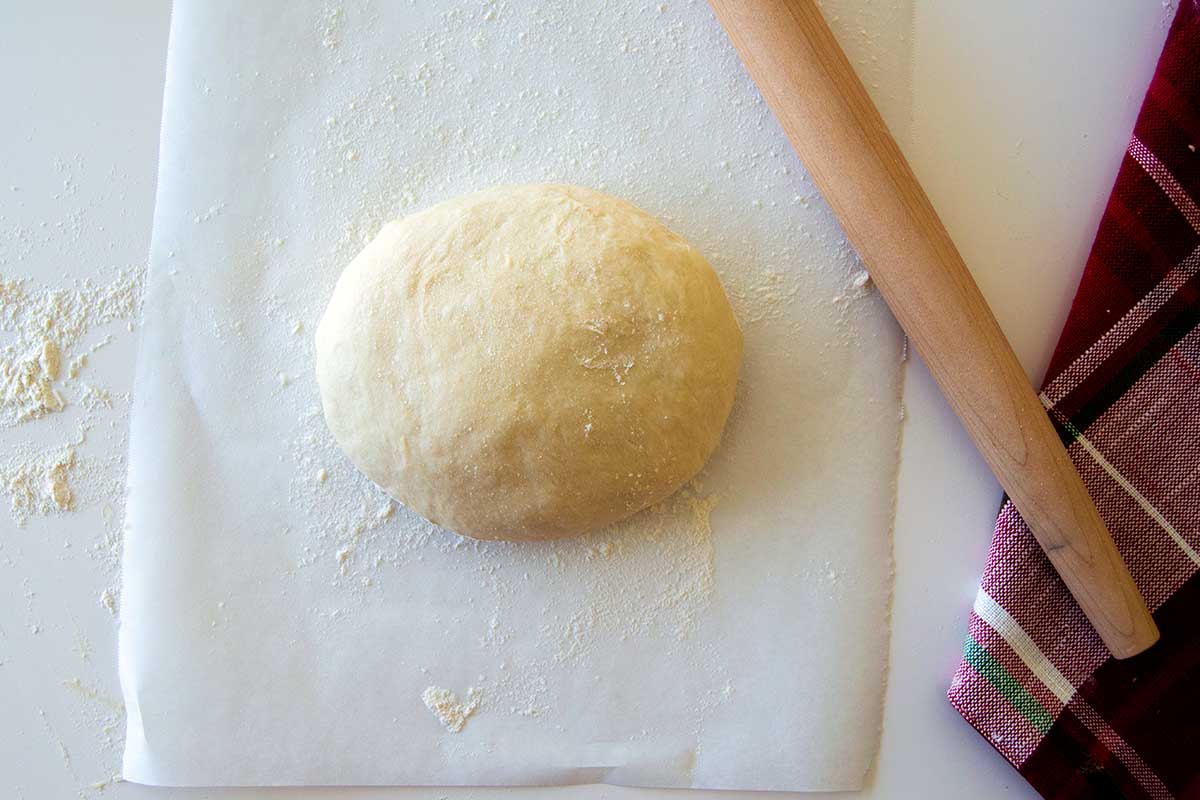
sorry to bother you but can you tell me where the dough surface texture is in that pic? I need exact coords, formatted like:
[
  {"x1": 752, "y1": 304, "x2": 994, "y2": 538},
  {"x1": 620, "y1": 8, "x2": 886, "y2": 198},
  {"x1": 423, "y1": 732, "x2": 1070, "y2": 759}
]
[{"x1": 315, "y1": 184, "x2": 742, "y2": 540}]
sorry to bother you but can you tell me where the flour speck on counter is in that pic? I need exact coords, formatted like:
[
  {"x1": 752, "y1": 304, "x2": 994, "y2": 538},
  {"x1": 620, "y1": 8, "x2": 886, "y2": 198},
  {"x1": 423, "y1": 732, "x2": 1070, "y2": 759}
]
[{"x1": 421, "y1": 685, "x2": 481, "y2": 733}]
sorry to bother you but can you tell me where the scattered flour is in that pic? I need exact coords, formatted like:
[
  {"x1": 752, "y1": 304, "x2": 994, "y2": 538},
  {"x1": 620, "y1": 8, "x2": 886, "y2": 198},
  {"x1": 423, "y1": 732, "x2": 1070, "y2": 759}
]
[
  {"x1": 0, "y1": 338, "x2": 65, "y2": 424},
  {"x1": 289, "y1": 384, "x2": 726, "y2": 731},
  {"x1": 1, "y1": 151, "x2": 144, "y2": 796},
  {"x1": 78, "y1": 383, "x2": 113, "y2": 412},
  {"x1": 98, "y1": 588, "x2": 118, "y2": 617},
  {"x1": 0, "y1": 416, "x2": 131, "y2": 529},
  {"x1": 319, "y1": 6, "x2": 345, "y2": 51},
  {"x1": 421, "y1": 685, "x2": 481, "y2": 733},
  {"x1": 61, "y1": 677, "x2": 126, "y2": 778},
  {"x1": 725, "y1": 266, "x2": 804, "y2": 326},
  {"x1": 0, "y1": 271, "x2": 141, "y2": 427},
  {"x1": 2, "y1": 445, "x2": 77, "y2": 523},
  {"x1": 1161, "y1": 0, "x2": 1179, "y2": 29},
  {"x1": 540, "y1": 484, "x2": 720, "y2": 658}
]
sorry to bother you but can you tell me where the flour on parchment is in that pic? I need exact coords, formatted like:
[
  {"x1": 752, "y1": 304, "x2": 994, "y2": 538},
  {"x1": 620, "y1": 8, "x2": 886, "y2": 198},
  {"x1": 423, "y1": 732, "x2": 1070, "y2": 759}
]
[
  {"x1": 143, "y1": 0, "x2": 882, "y2": 752},
  {"x1": 289, "y1": 393, "x2": 727, "y2": 730},
  {"x1": 421, "y1": 685, "x2": 481, "y2": 733}
]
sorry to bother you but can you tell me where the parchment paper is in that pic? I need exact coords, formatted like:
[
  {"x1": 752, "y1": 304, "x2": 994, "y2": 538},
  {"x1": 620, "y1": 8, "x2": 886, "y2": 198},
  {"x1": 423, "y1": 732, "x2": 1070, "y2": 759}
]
[{"x1": 120, "y1": 0, "x2": 910, "y2": 790}]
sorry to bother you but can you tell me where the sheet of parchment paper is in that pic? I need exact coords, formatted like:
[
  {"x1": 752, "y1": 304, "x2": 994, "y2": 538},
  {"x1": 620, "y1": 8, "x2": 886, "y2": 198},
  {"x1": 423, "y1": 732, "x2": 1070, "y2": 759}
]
[{"x1": 120, "y1": 0, "x2": 910, "y2": 790}]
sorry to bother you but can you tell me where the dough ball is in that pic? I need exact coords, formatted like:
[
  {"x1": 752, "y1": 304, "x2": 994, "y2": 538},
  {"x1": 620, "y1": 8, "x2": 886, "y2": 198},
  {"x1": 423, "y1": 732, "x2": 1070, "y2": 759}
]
[{"x1": 315, "y1": 184, "x2": 742, "y2": 540}]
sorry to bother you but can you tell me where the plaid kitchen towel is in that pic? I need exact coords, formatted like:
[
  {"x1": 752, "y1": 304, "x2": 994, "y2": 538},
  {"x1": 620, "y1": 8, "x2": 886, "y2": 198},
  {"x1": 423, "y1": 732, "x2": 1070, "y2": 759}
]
[{"x1": 947, "y1": 3, "x2": 1200, "y2": 799}]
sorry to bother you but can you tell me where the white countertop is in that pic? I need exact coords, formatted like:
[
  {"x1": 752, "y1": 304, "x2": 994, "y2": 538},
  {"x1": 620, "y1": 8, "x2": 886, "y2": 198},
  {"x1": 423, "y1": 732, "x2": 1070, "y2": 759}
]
[{"x1": 0, "y1": 1, "x2": 1170, "y2": 798}]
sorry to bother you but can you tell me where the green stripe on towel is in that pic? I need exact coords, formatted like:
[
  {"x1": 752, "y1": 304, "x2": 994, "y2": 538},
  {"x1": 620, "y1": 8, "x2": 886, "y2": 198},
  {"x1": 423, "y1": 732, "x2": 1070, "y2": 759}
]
[{"x1": 963, "y1": 635, "x2": 1055, "y2": 735}]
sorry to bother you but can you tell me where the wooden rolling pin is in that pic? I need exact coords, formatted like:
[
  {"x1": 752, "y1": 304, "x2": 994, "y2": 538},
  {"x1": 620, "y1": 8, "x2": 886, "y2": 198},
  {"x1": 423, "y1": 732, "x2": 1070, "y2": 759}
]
[{"x1": 709, "y1": 0, "x2": 1158, "y2": 657}]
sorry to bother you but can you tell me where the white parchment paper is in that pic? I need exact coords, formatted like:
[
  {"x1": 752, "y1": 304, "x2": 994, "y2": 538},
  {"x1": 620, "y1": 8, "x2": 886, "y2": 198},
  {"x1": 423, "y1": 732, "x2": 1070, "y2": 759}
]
[{"x1": 120, "y1": 0, "x2": 910, "y2": 790}]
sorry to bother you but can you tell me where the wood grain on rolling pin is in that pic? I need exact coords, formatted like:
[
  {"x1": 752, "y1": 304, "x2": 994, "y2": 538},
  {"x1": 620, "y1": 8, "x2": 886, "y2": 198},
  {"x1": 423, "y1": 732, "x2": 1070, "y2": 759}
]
[{"x1": 708, "y1": 0, "x2": 1158, "y2": 658}]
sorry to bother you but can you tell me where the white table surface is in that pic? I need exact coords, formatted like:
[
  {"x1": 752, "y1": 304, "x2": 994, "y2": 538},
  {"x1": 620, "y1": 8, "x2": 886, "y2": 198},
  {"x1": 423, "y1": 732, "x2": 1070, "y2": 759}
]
[{"x1": 0, "y1": 1, "x2": 1171, "y2": 798}]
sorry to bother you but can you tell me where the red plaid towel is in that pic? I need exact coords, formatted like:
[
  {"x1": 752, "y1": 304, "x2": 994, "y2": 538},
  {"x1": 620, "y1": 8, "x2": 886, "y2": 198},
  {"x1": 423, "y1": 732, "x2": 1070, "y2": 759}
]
[{"x1": 948, "y1": 3, "x2": 1200, "y2": 798}]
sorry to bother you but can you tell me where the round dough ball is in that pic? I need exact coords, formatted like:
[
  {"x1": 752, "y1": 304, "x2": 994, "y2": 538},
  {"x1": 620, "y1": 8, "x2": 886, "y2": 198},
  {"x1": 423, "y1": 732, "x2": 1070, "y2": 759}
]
[{"x1": 315, "y1": 184, "x2": 742, "y2": 540}]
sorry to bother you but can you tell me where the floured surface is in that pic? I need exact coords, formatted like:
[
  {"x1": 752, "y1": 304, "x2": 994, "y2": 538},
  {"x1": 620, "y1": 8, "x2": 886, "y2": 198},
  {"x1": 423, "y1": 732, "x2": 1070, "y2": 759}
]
[
  {"x1": 0, "y1": 271, "x2": 140, "y2": 428},
  {"x1": 0, "y1": 271, "x2": 141, "y2": 531},
  {"x1": 121, "y1": 0, "x2": 908, "y2": 791}
]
